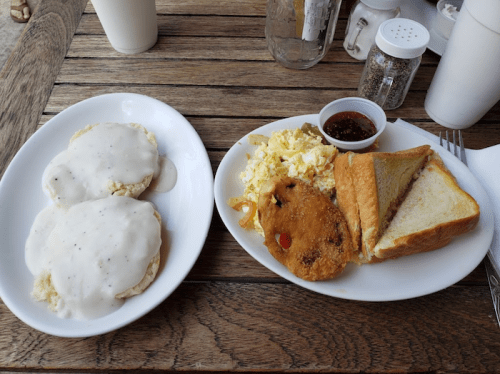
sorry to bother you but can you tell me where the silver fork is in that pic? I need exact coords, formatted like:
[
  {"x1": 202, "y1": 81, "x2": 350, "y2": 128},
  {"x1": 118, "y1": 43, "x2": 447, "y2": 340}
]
[
  {"x1": 439, "y1": 130, "x2": 468, "y2": 166},
  {"x1": 440, "y1": 130, "x2": 500, "y2": 327}
]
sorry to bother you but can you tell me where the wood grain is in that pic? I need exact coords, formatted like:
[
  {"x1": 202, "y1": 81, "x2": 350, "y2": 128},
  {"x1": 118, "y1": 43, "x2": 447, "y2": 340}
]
[
  {"x1": 43, "y1": 84, "x2": 500, "y2": 135},
  {"x1": 0, "y1": 0, "x2": 88, "y2": 179},
  {"x1": 71, "y1": 15, "x2": 440, "y2": 64},
  {"x1": 86, "y1": 0, "x2": 267, "y2": 16},
  {"x1": 43, "y1": 84, "x2": 425, "y2": 117},
  {"x1": 83, "y1": 0, "x2": 353, "y2": 18},
  {"x1": 77, "y1": 14, "x2": 268, "y2": 37},
  {"x1": 1, "y1": 0, "x2": 499, "y2": 372},
  {"x1": 54, "y1": 59, "x2": 438, "y2": 92},
  {"x1": 1, "y1": 283, "x2": 499, "y2": 372}
]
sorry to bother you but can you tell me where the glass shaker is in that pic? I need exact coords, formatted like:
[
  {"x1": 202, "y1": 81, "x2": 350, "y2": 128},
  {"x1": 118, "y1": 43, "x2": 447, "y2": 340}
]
[
  {"x1": 343, "y1": 0, "x2": 401, "y2": 60},
  {"x1": 265, "y1": 0, "x2": 342, "y2": 69},
  {"x1": 357, "y1": 18, "x2": 430, "y2": 110}
]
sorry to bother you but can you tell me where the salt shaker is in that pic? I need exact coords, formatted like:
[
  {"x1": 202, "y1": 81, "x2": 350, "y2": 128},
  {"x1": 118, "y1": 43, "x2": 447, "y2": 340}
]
[
  {"x1": 265, "y1": 0, "x2": 342, "y2": 69},
  {"x1": 343, "y1": 0, "x2": 401, "y2": 61},
  {"x1": 357, "y1": 18, "x2": 429, "y2": 110}
]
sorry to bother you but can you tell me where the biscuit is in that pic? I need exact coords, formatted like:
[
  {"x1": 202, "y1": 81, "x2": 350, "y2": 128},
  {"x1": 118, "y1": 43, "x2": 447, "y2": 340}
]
[
  {"x1": 43, "y1": 122, "x2": 159, "y2": 207},
  {"x1": 32, "y1": 202, "x2": 162, "y2": 309}
]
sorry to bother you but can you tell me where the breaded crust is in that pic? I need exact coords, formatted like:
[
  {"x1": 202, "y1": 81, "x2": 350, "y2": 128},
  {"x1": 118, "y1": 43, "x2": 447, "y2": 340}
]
[{"x1": 258, "y1": 176, "x2": 353, "y2": 281}]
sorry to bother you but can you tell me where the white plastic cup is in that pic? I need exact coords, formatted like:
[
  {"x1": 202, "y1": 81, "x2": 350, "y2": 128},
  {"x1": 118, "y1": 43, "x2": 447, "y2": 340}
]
[
  {"x1": 92, "y1": 0, "x2": 158, "y2": 54},
  {"x1": 424, "y1": 0, "x2": 500, "y2": 129},
  {"x1": 431, "y1": 0, "x2": 463, "y2": 40}
]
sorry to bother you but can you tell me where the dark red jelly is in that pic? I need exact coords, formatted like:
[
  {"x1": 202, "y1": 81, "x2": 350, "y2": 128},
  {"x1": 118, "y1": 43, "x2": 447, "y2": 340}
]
[{"x1": 323, "y1": 111, "x2": 377, "y2": 142}]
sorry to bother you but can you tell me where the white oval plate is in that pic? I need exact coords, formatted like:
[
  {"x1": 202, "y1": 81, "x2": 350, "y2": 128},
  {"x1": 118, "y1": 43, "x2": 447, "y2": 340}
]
[
  {"x1": 214, "y1": 115, "x2": 494, "y2": 302},
  {"x1": 0, "y1": 93, "x2": 214, "y2": 337}
]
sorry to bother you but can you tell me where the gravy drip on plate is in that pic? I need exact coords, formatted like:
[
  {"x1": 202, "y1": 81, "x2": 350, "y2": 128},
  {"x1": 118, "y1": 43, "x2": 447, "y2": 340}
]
[
  {"x1": 43, "y1": 123, "x2": 159, "y2": 206},
  {"x1": 150, "y1": 156, "x2": 177, "y2": 193},
  {"x1": 25, "y1": 196, "x2": 161, "y2": 320}
]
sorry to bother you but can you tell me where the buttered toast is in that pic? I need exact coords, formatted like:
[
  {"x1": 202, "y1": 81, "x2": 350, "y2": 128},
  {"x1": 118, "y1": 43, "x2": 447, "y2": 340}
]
[
  {"x1": 335, "y1": 145, "x2": 480, "y2": 263},
  {"x1": 334, "y1": 152, "x2": 362, "y2": 259},
  {"x1": 349, "y1": 145, "x2": 432, "y2": 262},
  {"x1": 373, "y1": 158, "x2": 480, "y2": 259}
]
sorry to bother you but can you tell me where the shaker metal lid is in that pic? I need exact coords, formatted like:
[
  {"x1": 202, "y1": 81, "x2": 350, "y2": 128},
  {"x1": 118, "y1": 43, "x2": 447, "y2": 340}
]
[
  {"x1": 375, "y1": 18, "x2": 430, "y2": 59},
  {"x1": 361, "y1": 0, "x2": 401, "y2": 11}
]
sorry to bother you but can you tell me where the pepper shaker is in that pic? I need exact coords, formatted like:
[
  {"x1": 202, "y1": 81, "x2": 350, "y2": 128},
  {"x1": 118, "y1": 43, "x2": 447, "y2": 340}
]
[
  {"x1": 357, "y1": 18, "x2": 429, "y2": 110},
  {"x1": 343, "y1": 0, "x2": 401, "y2": 61}
]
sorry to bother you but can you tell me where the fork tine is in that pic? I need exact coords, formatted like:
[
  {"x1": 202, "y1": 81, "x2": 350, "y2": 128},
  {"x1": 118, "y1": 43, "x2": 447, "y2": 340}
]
[
  {"x1": 440, "y1": 129, "x2": 467, "y2": 166},
  {"x1": 459, "y1": 130, "x2": 468, "y2": 166},
  {"x1": 453, "y1": 130, "x2": 458, "y2": 157}
]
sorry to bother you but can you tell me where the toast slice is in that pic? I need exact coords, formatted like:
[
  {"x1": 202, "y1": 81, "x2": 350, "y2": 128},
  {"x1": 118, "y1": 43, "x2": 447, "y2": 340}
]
[
  {"x1": 334, "y1": 152, "x2": 362, "y2": 260},
  {"x1": 350, "y1": 145, "x2": 432, "y2": 262},
  {"x1": 373, "y1": 158, "x2": 480, "y2": 259}
]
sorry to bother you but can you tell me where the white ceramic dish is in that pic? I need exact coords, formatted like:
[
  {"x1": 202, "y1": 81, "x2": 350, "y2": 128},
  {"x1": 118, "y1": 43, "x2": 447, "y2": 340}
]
[
  {"x1": 433, "y1": 0, "x2": 462, "y2": 40},
  {"x1": 0, "y1": 93, "x2": 214, "y2": 337},
  {"x1": 214, "y1": 114, "x2": 494, "y2": 302},
  {"x1": 318, "y1": 97, "x2": 386, "y2": 151}
]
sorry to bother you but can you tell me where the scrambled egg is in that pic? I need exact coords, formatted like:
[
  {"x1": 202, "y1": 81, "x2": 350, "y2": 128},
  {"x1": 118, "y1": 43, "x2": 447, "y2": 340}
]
[{"x1": 235, "y1": 128, "x2": 338, "y2": 235}]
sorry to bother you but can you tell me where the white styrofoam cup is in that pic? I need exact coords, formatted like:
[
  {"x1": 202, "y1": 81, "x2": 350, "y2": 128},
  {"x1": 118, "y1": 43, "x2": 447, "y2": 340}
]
[
  {"x1": 92, "y1": 0, "x2": 158, "y2": 54},
  {"x1": 424, "y1": 0, "x2": 500, "y2": 129}
]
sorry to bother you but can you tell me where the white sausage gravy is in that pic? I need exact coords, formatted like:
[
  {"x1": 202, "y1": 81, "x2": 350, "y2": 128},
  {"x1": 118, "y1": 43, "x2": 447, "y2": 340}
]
[
  {"x1": 25, "y1": 196, "x2": 162, "y2": 320},
  {"x1": 26, "y1": 122, "x2": 175, "y2": 320},
  {"x1": 43, "y1": 122, "x2": 176, "y2": 207}
]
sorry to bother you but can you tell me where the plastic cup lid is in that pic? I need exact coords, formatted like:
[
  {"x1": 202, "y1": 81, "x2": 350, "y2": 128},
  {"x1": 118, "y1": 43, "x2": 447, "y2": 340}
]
[
  {"x1": 361, "y1": 0, "x2": 401, "y2": 11},
  {"x1": 465, "y1": 0, "x2": 500, "y2": 34},
  {"x1": 375, "y1": 18, "x2": 430, "y2": 59}
]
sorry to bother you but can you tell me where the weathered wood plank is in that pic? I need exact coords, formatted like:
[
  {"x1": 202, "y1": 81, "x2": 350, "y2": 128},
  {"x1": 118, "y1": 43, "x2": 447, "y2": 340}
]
[
  {"x1": 66, "y1": 34, "x2": 441, "y2": 66},
  {"x1": 68, "y1": 35, "x2": 273, "y2": 61},
  {"x1": 77, "y1": 14, "x2": 268, "y2": 37},
  {"x1": 44, "y1": 85, "x2": 500, "y2": 127},
  {"x1": 43, "y1": 84, "x2": 423, "y2": 119},
  {"x1": 75, "y1": 14, "x2": 350, "y2": 47},
  {"x1": 55, "y1": 59, "x2": 437, "y2": 92},
  {"x1": 55, "y1": 59, "x2": 365, "y2": 88},
  {"x1": 83, "y1": 0, "x2": 354, "y2": 18},
  {"x1": 85, "y1": 0, "x2": 267, "y2": 16},
  {"x1": 1, "y1": 283, "x2": 498, "y2": 372},
  {"x1": 0, "y1": 0, "x2": 88, "y2": 179}
]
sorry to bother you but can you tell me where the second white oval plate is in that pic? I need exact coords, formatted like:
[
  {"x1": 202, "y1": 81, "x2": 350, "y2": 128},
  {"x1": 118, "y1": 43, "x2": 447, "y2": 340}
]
[
  {"x1": 214, "y1": 115, "x2": 494, "y2": 302},
  {"x1": 0, "y1": 93, "x2": 214, "y2": 337}
]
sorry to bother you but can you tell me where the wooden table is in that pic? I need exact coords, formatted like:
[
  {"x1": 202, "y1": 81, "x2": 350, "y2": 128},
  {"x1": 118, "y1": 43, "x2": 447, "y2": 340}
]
[{"x1": 1, "y1": 0, "x2": 499, "y2": 372}]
